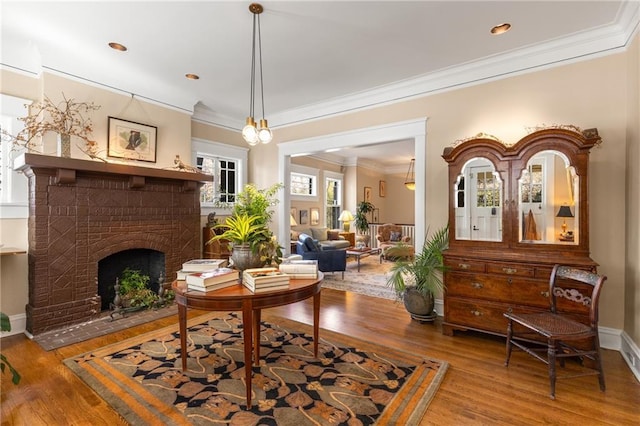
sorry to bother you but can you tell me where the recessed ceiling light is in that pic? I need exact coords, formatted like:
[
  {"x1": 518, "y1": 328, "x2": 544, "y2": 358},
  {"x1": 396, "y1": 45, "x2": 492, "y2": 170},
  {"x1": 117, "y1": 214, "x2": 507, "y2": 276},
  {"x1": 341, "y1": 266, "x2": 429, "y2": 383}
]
[
  {"x1": 490, "y1": 23, "x2": 511, "y2": 35},
  {"x1": 108, "y1": 42, "x2": 127, "y2": 51},
  {"x1": 185, "y1": 74, "x2": 200, "y2": 80}
]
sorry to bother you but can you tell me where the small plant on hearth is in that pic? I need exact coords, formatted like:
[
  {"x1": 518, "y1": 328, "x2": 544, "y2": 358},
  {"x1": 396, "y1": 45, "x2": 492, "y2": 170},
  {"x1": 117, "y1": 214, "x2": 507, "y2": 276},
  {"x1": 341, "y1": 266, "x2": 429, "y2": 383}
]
[{"x1": 118, "y1": 268, "x2": 155, "y2": 309}]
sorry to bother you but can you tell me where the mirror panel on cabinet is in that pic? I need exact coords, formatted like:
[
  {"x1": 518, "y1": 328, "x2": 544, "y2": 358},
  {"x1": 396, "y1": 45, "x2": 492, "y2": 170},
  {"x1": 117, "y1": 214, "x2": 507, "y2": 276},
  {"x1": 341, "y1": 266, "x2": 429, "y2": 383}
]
[
  {"x1": 454, "y1": 157, "x2": 503, "y2": 242},
  {"x1": 517, "y1": 150, "x2": 579, "y2": 245}
]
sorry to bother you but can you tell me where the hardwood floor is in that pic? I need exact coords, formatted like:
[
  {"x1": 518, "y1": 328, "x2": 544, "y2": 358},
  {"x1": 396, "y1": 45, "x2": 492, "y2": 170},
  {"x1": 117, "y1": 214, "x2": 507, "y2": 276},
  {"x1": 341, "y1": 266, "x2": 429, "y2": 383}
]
[{"x1": 1, "y1": 288, "x2": 638, "y2": 425}]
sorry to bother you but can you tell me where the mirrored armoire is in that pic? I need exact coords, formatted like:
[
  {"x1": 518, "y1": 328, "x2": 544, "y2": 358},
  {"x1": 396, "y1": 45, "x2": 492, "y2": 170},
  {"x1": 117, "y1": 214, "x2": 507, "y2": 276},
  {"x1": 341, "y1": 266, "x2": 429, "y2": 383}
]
[{"x1": 441, "y1": 127, "x2": 602, "y2": 337}]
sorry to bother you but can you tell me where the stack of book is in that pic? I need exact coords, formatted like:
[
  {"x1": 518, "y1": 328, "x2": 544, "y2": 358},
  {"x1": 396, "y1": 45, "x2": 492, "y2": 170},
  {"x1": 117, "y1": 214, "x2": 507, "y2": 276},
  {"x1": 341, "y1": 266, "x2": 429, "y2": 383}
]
[
  {"x1": 242, "y1": 267, "x2": 290, "y2": 293},
  {"x1": 278, "y1": 259, "x2": 318, "y2": 279},
  {"x1": 186, "y1": 267, "x2": 239, "y2": 292},
  {"x1": 176, "y1": 258, "x2": 228, "y2": 280}
]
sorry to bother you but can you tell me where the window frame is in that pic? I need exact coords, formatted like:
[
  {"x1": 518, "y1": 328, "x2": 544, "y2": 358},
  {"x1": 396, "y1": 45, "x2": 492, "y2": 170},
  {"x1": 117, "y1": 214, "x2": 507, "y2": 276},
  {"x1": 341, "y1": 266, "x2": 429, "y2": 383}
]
[
  {"x1": 192, "y1": 138, "x2": 248, "y2": 216},
  {"x1": 324, "y1": 170, "x2": 344, "y2": 230},
  {"x1": 290, "y1": 164, "x2": 319, "y2": 201},
  {"x1": 0, "y1": 94, "x2": 30, "y2": 219}
]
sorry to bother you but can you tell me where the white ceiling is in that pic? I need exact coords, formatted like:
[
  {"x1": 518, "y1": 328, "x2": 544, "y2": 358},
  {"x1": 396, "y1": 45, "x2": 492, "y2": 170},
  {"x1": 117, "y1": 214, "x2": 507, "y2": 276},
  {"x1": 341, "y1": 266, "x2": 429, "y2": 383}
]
[{"x1": 2, "y1": 1, "x2": 638, "y2": 167}]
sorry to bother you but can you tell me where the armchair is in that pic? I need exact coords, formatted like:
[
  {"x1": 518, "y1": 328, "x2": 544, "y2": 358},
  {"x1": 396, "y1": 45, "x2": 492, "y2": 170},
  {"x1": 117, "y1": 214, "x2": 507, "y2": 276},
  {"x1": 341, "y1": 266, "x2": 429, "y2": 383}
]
[
  {"x1": 376, "y1": 223, "x2": 411, "y2": 252},
  {"x1": 296, "y1": 233, "x2": 346, "y2": 279}
]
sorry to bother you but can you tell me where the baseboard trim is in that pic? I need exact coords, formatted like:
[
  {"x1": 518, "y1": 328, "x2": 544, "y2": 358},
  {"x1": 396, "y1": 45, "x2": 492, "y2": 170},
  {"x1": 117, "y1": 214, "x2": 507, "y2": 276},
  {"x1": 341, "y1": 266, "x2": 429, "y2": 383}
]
[
  {"x1": 620, "y1": 331, "x2": 640, "y2": 383},
  {"x1": 0, "y1": 313, "x2": 26, "y2": 338}
]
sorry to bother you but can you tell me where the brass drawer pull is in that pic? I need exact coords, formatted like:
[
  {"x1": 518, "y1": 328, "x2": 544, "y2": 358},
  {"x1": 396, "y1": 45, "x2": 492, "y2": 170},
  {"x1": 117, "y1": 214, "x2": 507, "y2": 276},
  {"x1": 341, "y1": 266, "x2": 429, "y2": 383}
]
[
  {"x1": 507, "y1": 278, "x2": 513, "y2": 285},
  {"x1": 471, "y1": 310, "x2": 483, "y2": 316},
  {"x1": 540, "y1": 291, "x2": 549, "y2": 298},
  {"x1": 502, "y1": 267, "x2": 517, "y2": 274},
  {"x1": 471, "y1": 282, "x2": 483, "y2": 289},
  {"x1": 458, "y1": 263, "x2": 471, "y2": 270}
]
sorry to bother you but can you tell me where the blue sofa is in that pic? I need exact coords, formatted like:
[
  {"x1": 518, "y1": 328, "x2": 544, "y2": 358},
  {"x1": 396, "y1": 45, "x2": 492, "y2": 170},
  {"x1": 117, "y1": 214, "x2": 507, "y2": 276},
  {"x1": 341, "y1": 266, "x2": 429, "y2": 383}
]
[{"x1": 296, "y1": 233, "x2": 346, "y2": 278}]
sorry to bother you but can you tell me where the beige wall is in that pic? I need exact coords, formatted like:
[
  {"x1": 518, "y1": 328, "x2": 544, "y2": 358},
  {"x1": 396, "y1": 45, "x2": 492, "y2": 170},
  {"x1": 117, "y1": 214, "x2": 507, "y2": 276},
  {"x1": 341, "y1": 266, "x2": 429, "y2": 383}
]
[
  {"x1": 1, "y1": 35, "x2": 638, "y2": 348},
  {"x1": 274, "y1": 51, "x2": 630, "y2": 332},
  {"x1": 379, "y1": 172, "x2": 415, "y2": 224},
  {"x1": 0, "y1": 219, "x2": 28, "y2": 316},
  {"x1": 625, "y1": 34, "x2": 640, "y2": 345}
]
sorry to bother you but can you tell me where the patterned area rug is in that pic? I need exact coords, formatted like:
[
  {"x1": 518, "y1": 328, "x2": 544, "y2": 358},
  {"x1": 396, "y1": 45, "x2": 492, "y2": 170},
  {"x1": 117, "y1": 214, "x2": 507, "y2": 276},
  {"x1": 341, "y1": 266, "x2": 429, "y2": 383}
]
[
  {"x1": 322, "y1": 259, "x2": 398, "y2": 300},
  {"x1": 64, "y1": 312, "x2": 447, "y2": 425}
]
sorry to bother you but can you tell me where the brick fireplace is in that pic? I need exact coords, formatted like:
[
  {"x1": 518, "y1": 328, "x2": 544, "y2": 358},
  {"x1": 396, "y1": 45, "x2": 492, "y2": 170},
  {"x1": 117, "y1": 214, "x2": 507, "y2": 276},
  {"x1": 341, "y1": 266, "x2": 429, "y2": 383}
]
[{"x1": 16, "y1": 153, "x2": 211, "y2": 335}]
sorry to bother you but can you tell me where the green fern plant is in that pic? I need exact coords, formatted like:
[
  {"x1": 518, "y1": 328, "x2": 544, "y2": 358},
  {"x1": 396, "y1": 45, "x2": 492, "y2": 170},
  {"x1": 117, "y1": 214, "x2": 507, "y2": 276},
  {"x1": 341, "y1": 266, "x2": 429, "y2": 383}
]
[
  {"x1": 1, "y1": 312, "x2": 21, "y2": 384},
  {"x1": 387, "y1": 224, "x2": 449, "y2": 298}
]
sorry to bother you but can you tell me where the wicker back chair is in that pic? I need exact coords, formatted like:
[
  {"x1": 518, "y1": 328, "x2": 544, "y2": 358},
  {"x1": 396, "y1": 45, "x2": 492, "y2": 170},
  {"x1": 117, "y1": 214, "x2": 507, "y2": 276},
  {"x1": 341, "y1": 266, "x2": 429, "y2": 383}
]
[{"x1": 503, "y1": 264, "x2": 607, "y2": 399}]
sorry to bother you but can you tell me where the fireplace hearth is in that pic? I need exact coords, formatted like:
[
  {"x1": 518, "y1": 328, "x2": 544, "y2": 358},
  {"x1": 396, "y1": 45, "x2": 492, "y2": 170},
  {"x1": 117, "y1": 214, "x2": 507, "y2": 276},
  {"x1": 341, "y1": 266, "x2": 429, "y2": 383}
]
[{"x1": 16, "y1": 153, "x2": 212, "y2": 335}]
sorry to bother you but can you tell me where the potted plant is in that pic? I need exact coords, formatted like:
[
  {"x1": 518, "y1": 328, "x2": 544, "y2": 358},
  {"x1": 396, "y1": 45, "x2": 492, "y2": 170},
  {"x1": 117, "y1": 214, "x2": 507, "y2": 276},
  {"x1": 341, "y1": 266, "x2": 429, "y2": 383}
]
[
  {"x1": 386, "y1": 225, "x2": 449, "y2": 321},
  {"x1": 354, "y1": 200, "x2": 375, "y2": 246},
  {"x1": 210, "y1": 183, "x2": 284, "y2": 272}
]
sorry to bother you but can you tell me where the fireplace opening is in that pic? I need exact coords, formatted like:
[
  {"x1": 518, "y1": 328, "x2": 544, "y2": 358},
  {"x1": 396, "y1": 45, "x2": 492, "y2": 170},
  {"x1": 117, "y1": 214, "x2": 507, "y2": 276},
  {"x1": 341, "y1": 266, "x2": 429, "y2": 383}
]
[{"x1": 98, "y1": 249, "x2": 166, "y2": 311}]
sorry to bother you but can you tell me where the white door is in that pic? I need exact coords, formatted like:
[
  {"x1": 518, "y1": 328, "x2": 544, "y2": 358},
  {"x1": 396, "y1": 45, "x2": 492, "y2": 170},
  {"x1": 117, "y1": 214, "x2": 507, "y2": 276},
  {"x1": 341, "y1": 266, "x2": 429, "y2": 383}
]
[{"x1": 469, "y1": 166, "x2": 502, "y2": 241}]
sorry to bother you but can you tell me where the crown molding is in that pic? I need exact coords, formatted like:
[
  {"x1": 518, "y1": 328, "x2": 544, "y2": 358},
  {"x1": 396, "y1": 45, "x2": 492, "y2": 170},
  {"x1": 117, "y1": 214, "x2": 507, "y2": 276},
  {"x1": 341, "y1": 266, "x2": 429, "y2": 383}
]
[{"x1": 192, "y1": 2, "x2": 639, "y2": 129}]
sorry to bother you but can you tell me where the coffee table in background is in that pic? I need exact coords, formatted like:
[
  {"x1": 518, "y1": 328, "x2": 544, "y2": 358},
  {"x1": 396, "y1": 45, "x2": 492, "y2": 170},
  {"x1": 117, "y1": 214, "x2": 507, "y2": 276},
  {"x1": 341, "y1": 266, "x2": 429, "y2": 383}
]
[{"x1": 346, "y1": 247, "x2": 381, "y2": 272}]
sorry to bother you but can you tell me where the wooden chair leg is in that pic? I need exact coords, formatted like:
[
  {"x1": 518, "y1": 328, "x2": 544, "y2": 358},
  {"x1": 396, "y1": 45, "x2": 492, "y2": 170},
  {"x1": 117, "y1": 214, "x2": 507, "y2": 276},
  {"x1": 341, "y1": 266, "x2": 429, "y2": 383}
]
[
  {"x1": 547, "y1": 340, "x2": 557, "y2": 400},
  {"x1": 504, "y1": 319, "x2": 514, "y2": 366},
  {"x1": 594, "y1": 335, "x2": 606, "y2": 392}
]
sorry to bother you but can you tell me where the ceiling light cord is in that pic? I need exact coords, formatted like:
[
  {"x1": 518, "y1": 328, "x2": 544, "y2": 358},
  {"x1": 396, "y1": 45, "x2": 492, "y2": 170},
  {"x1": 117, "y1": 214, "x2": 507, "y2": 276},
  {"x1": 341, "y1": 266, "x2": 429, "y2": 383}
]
[
  {"x1": 242, "y1": 3, "x2": 272, "y2": 146},
  {"x1": 258, "y1": 15, "x2": 265, "y2": 122},
  {"x1": 250, "y1": 13, "x2": 257, "y2": 119}
]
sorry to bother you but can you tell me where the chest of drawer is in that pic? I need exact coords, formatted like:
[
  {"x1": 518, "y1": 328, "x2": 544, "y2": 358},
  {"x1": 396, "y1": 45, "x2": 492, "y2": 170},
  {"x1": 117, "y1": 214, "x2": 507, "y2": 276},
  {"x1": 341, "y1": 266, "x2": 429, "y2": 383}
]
[
  {"x1": 445, "y1": 272, "x2": 508, "y2": 301},
  {"x1": 486, "y1": 262, "x2": 535, "y2": 277},
  {"x1": 444, "y1": 297, "x2": 542, "y2": 335},
  {"x1": 446, "y1": 272, "x2": 550, "y2": 307},
  {"x1": 444, "y1": 258, "x2": 486, "y2": 273}
]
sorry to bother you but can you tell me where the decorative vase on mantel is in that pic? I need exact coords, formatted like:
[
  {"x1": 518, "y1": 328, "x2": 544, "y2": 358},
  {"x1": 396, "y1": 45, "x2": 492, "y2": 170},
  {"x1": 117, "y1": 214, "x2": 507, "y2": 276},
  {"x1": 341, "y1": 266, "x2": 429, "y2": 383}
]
[{"x1": 57, "y1": 133, "x2": 71, "y2": 158}]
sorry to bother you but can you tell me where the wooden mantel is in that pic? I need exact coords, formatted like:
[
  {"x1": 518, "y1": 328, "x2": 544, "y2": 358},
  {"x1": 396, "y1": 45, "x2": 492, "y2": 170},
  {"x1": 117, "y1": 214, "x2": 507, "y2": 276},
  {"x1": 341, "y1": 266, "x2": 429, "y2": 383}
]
[{"x1": 15, "y1": 153, "x2": 212, "y2": 189}]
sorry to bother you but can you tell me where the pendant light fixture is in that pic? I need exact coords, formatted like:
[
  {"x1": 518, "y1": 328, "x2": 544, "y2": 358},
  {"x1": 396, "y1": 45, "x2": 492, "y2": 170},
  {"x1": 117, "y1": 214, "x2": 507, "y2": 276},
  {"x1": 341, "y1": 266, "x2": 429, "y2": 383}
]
[
  {"x1": 404, "y1": 158, "x2": 416, "y2": 190},
  {"x1": 242, "y1": 3, "x2": 272, "y2": 146}
]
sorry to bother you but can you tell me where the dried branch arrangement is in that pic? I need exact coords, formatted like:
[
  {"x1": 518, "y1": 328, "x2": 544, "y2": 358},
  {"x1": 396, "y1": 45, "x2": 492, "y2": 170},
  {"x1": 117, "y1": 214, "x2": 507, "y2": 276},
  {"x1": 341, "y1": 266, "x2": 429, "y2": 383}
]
[{"x1": 1, "y1": 93, "x2": 100, "y2": 153}]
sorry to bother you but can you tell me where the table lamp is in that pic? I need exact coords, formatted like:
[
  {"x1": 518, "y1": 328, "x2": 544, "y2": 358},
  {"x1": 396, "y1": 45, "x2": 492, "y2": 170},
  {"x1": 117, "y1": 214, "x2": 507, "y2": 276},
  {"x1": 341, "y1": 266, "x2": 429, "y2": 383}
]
[
  {"x1": 556, "y1": 205, "x2": 574, "y2": 233},
  {"x1": 338, "y1": 210, "x2": 354, "y2": 232}
]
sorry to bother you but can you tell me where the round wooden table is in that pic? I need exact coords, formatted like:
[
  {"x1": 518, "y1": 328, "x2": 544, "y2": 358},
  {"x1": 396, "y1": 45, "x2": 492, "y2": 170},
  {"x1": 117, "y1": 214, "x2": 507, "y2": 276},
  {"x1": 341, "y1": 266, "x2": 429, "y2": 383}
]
[{"x1": 172, "y1": 272, "x2": 323, "y2": 408}]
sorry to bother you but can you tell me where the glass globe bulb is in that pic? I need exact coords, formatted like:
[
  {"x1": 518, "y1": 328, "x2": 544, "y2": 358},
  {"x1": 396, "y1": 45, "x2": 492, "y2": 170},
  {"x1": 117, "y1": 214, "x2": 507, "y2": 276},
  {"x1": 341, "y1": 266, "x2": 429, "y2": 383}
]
[
  {"x1": 242, "y1": 117, "x2": 259, "y2": 145},
  {"x1": 258, "y1": 119, "x2": 273, "y2": 144}
]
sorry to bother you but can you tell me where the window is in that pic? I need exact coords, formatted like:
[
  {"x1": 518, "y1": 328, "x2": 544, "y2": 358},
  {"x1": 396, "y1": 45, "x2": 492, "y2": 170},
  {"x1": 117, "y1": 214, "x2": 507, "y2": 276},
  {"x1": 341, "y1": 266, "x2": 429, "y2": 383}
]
[
  {"x1": 192, "y1": 139, "x2": 248, "y2": 212},
  {"x1": 290, "y1": 172, "x2": 316, "y2": 196},
  {"x1": 0, "y1": 94, "x2": 29, "y2": 218},
  {"x1": 325, "y1": 176, "x2": 342, "y2": 229},
  {"x1": 196, "y1": 155, "x2": 237, "y2": 205},
  {"x1": 475, "y1": 171, "x2": 501, "y2": 207}
]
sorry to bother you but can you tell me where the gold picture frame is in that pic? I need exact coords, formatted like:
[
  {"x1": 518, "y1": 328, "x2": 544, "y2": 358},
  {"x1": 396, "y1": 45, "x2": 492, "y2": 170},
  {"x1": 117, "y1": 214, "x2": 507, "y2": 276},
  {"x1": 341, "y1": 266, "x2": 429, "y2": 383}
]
[
  {"x1": 310, "y1": 207, "x2": 320, "y2": 225},
  {"x1": 379, "y1": 180, "x2": 386, "y2": 197},
  {"x1": 364, "y1": 186, "x2": 372, "y2": 202}
]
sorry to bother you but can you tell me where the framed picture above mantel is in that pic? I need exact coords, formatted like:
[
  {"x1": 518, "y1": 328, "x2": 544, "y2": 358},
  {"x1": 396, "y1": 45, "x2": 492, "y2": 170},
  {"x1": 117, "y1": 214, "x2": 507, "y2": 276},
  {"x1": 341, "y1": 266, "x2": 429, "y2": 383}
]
[{"x1": 107, "y1": 117, "x2": 157, "y2": 163}]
